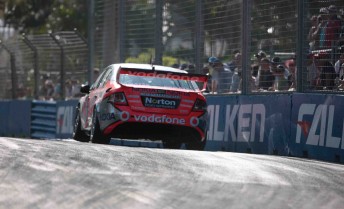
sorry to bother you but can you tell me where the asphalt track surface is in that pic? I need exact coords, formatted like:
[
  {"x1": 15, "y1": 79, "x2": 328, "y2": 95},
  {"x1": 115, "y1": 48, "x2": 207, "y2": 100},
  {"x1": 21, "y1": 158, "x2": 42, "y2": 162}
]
[{"x1": 0, "y1": 137, "x2": 344, "y2": 209}]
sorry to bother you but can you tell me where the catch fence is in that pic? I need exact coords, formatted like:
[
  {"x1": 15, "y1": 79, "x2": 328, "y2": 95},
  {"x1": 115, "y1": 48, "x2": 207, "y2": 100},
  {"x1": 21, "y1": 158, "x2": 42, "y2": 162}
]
[
  {"x1": 92, "y1": 0, "x2": 344, "y2": 95},
  {"x1": 1, "y1": 0, "x2": 344, "y2": 100},
  {"x1": 0, "y1": 30, "x2": 88, "y2": 100}
]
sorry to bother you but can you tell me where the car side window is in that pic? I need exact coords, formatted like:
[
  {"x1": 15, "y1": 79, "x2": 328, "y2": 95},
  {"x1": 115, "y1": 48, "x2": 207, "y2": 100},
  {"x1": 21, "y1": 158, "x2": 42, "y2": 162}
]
[
  {"x1": 91, "y1": 67, "x2": 111, "y2": 90},
  {"x1": 99, "y1": 68, "x2": 113, "y2": 88}
]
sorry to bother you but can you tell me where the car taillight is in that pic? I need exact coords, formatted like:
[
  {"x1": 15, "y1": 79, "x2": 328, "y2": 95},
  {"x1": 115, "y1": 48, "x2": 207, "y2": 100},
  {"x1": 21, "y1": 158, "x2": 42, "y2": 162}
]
[
  {"x1": 109, "y1": 92, "x2": 128, "y2": 105},
  {"x1": 193, "y1": 99, "x2": 207, "y2": 112}
]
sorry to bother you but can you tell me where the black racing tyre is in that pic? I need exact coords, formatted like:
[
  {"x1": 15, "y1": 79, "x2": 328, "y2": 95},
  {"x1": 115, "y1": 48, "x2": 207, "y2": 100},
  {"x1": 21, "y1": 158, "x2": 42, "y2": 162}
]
[
  {"x1": 162, "y1": 140, "x2": 182, "y2": 149},
  {"x1": 185, "y1": 137, "x2": 206, "y2": 151},
  {"x1": 73, "y1": 107, "x2": 89, "y2": 142},
  {"x1": 90, "y1": 108, "x2": 110, "y2": 144}
]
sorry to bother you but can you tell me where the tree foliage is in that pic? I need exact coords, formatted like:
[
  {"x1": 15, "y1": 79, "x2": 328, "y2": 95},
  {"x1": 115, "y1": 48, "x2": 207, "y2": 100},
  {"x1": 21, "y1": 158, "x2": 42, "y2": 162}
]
[{"x1": 4, "y1": 0, "x2": 87, "y2": 36}]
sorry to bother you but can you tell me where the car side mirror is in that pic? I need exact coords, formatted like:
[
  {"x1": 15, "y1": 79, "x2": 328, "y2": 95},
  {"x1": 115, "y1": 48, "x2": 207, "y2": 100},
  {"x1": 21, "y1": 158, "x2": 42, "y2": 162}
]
[{"x1": 80, "y1": 84, "x2": 90, "y2": 94}]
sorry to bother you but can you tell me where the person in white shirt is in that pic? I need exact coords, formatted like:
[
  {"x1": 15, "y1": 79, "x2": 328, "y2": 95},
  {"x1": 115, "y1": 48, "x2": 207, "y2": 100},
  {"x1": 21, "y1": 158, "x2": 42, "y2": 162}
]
[{"x1": 334, "y1": 53, "x2": 344, "y2": 78}]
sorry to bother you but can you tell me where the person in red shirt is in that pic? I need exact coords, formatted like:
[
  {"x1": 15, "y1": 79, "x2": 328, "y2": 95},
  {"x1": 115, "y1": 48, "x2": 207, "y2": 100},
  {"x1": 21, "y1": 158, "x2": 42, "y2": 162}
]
[{"x1": 325, "y1": 5, "x2": 341, "y2": 49}]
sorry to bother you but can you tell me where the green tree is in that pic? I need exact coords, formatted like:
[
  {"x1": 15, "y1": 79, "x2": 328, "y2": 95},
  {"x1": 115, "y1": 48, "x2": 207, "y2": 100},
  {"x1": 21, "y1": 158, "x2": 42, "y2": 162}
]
[{"x1": 4, "y1": 0, "x2": 87, "y2": 36}]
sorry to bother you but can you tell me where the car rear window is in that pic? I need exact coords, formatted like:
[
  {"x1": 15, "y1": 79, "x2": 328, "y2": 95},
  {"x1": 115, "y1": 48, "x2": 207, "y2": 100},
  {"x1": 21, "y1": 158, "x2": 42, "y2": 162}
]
[{"x1": 119, "y1": 74, "x2": 200, "y2": 91}]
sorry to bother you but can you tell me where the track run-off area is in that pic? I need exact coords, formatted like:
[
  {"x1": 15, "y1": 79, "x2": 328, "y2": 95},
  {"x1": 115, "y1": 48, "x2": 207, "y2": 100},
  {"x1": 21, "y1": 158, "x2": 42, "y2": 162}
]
[{"x1": 0, "y1": 137, "x2": 344, "y2": 209}]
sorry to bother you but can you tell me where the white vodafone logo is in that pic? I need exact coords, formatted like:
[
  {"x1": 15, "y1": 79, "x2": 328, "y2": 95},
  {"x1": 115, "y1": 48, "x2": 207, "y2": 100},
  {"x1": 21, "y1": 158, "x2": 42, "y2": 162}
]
[
  {"x1": 190, "y1": 117, "x2": 199, "y2": 127},
  {"x1": 120, "y1": 111, "x2": 130, "y2": 121}
]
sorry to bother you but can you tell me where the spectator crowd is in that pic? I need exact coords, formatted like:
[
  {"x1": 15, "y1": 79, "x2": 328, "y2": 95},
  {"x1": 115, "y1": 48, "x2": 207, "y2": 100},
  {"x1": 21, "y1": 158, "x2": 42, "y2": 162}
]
[
  {"x1": 5, "y1": 4, "x2": 344, "y2": 100},
  {"x1": 199, "y1": 4, "x2": 344, "y2": 94}
]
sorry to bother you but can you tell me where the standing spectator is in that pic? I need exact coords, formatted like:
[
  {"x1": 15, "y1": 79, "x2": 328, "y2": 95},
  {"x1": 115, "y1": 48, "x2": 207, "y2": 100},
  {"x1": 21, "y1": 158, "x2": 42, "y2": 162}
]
[
  {"x1": 39, "y1": 79, "x2": 55, "y2": 101},
  {"x1": 338, "y1": 63, "x2": 344, "y2": 89},
  {"x1": 317, "y1": 7, "x2": 330, "y2": 49},
  {"x1": 202, "y1": 66, "x2": 212, "y2": 93},
  {"x1": 270, "y1": 57, "x2": 282, "y2": 72},
  {"x1": 285, "y1": 59, "x2": 297, "y2": 90},
  {"x1": 334, "y1": 51, "x2": 344, "y2": 88},
  {"x1": 250, "y1": 64, "x2": 259, "y2": 92},
  {"x1": 335, "y1": 52, "x2": 344, "y2": 76},
  {"x1": 199, "y1": 66, "x2": 212, "y2": 93},
  {"x1": 227, "y1": 50, "x2": 241, "y2": 72},
  {"x1": 306, "y1": 53, "x2": 321, "y2": 90},
  {"x1": 171, "y1": 63, "x2": 180, "y2": 69},
  {"x1": 308, "y1": 15, "x2": 321, "y2": 51},
  {"x1": 179, "y1": 63, "x2": 188, "y2": 71},
  {"x1": 255, "y1": 58, "x2": 275, "y2": 90},
  {"x1": 254, "y1": 50, "x2": 267, "y2": 63},
  {"x1": 230, "y1": 52, "x2": 242, "y2": 92},
  {"x1": 208, "y1": 57, "x2": 224, "y2": 94},
  {"x1": 16, "y1": 83, "x2": 27, "y2": 99},
  {"x1": 272, "y1": 65, "x2": 289, "y2": 91},
  {"x1": 65, "y1": 79, "x2": 73, "y2": 99},
  {"x1": 325, "y1": 5, "x2": 341, "y2": 49},
  {"x1": 317, "y1": 53, "x2": 336, "y2": 90},
  {"x1": 270, "y1": 56, "x2": 290, "y2": 79},
  {"x1": 187, "y1": 64, "x2": 196, "y2": 74},
  {"x1": 270, "y1": 57, "x2": 289, "y2": 91},
  {"x1": 338, "y1": 9, "x2": 344, "y2": 47},
  {"x1": 53, "y1": 77, "x2": 61, "y2": 100},
  {"x1": 71, "y1": 78, "x2": 81, "y2": 97}
]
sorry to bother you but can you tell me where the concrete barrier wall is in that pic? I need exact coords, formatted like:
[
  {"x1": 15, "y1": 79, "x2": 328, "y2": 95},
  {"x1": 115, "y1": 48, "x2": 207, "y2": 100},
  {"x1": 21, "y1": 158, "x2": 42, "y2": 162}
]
[{"x1": 0, "y1": 93, "x2": 343, "y2": 163}]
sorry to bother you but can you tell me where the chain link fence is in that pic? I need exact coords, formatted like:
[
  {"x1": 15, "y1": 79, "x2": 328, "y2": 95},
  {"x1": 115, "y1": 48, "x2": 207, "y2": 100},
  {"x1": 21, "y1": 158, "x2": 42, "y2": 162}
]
[
  {"x1": 92, "y1": 0, "x2": 344, "y2": 95},
  {"x1": 1, "y1": 0, "x2": 344, "y2": 100},
  {"x1": 0, "y1": 30, "x2": 88, "y2": 100}
]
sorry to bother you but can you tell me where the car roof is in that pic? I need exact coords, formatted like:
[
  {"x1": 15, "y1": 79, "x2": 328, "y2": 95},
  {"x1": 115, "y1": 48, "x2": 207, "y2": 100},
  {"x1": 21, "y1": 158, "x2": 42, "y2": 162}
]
[{"x1": 111, "y1": 63, "x2": 188, "y2": 74}]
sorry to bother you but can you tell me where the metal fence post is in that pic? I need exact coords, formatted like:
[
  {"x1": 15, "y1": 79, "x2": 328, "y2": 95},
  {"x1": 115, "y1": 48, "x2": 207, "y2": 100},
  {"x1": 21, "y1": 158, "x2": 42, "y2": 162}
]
[
  {"x1": 22, "y1": 34, "x2": 39, "y2": 99},
  {"x1": 0, "y1": 41, "x2": 17, "y2": 99},
  {"x1": 154, "y1": 0, "x2": 163, "y2": 65},
  {"x1": 50, "y1": 33, "x2": 65, "y2": 99},
  {"x1": 88, "y1": 0, "x2": 95, "y2": 84},
  {"x1": 119, "y1": 0, "x2": 126, "y2": 63},
  {"x1": 10, "y1": 52, "x2": 17, "y2": 99},
  {"x1": 241, "y1": 0, "x2": 251, "y2": 95},
  {"x1": 195, "y1": 0, "x2": 204, "y2": 73},
  {"x1": 74, "y1": 28, "x2": 88, "y2": 45},
  {"x1": 297, "y1": 0, "x2": 305, "y2": 93}
]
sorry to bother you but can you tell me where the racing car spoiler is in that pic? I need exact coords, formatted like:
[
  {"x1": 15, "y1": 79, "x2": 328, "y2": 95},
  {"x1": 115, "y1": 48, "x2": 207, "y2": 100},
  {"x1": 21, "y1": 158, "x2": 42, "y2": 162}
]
[{"x1": 118, "y1": 67, "x2": 208, "y2": 91}]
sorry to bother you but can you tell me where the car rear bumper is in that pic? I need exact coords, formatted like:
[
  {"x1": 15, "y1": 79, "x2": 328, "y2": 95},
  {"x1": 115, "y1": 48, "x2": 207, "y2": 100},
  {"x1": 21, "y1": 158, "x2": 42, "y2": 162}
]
[{"x1": 104, "y1": 122, "x2": 205, "y2": 142}]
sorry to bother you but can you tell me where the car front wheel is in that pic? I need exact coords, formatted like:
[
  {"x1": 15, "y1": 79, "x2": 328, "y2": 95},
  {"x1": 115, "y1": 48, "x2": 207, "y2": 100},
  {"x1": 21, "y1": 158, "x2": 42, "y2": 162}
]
[
  {"x1": 90, "y1": 108, "x2": 110, "y2": 144},
  {"x1": 73, "y1": 107, "x2": 89, "y2": 142}
]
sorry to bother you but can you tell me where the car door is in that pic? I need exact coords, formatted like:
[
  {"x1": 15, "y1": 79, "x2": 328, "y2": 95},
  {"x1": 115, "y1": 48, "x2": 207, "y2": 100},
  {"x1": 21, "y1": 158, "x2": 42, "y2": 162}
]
[{"x1": 86, "y1": 67, "x2": 114, "y2": 128}]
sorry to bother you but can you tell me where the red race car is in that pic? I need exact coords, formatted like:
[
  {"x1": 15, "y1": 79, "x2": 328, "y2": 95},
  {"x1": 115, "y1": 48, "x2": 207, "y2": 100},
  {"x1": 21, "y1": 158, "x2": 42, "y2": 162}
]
[{"x1": 73, "y1": 63, "x2": 208, "y2": 150}]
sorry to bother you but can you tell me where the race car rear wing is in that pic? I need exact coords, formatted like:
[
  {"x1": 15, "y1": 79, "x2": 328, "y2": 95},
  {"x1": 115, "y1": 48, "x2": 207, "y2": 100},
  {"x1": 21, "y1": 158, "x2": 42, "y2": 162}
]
[{"x1": 118, "y1": 67, "x2": 208, "y2": 91}]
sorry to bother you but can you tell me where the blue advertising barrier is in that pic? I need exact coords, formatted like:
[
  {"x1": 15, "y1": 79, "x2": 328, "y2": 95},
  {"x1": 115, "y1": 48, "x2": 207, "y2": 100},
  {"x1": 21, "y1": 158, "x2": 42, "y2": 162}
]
[
  {"x1": 290, "y1": 93, "x2": 344, "y2": 163},
  {"x1": 30, "y1": 100, "x2": 57, "y2": 139},
  {"x1": 0, "y1": 100, "x2": 31, "y2": 137},
  {"x1": 205, "y1": 94, "x2": 292, "y2": 155},
  {"x1": 205, "y1": 95, "x2": 238, "y2": 151},
  {"x1": 206, "y1": 93, "x2": 344, "y2": 163},
  {"x1": 56, "y1": 100, "x2": 79, "y2": 139},
  {"x1": 1, "y1": 93, "x2": 343, "y2": 163}
]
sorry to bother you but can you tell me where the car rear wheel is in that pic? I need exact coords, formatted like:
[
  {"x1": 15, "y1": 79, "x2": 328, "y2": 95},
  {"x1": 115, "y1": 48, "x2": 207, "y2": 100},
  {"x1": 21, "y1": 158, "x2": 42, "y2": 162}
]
[
  {"x1": 162, "y1": 140, "x2": 182, "y2": 149},
  {"x1": 73, "y1": 107, "x2": 89, "y2": 142},
  {"x1": 185, "y1": 137, "x2": 206, "y2": 151},
  {"x1": 90, "y1": 109, "x2": 110, "y2": 144}
]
